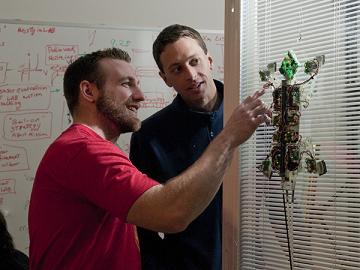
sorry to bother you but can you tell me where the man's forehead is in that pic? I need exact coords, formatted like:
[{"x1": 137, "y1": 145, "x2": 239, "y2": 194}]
[
  {"x1": 163, "y1": 37, "x2": 201, "y2": 53},
  {"x1": 161, "y1": 38, "x2": 204, "y2": 61},
  {"x1": 99, "y1": 57, "x2": 131, "y2": 68},
  {"x1": 100, "y1": 58, "x2": 137, "y2": 77}
]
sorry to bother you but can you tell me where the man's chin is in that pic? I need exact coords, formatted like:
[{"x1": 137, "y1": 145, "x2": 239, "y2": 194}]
[
  {"x1": 132, "y1": 122, "x2": 141, "y2": 132},
  {"x1": 119, "y1": 121, "x2": 141, "y2": 134}
]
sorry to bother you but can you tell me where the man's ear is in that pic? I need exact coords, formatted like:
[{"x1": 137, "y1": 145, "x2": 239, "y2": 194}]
[
  {"x1": 79, "y1": 80, "x2": 97, "y2": 103},
  {"x1": 208, "y1": 54, "x2": 214, "y2": 70},
  {"x1": 159, "y1": 71, "x2": 172, "y2": 87}
]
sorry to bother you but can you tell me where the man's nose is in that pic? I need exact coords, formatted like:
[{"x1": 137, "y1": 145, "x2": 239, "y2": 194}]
[
  {"x1": 132, "y1": 86, "x2": 145, "y2": 101},
  {"x1": 184, "y1": 65, "x2": 197, "y2": 81}
]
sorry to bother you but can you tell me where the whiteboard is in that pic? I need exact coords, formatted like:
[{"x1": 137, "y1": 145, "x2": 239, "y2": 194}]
[{"x1": 0, "y1": 19, "x2": 224, "y2": 254}]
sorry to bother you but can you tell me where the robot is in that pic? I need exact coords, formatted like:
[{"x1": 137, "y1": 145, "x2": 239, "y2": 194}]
[
  {"x1": 257, "y1": 50, "x2": 327, "y2": 269},
  {"x1": 258, "y1": 50, "x2": 327, "y2": 192}
]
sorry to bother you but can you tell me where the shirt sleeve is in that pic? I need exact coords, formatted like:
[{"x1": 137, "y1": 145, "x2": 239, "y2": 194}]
[{"x1": 65, "y1": 139, "x2": 159, "y2": 222}]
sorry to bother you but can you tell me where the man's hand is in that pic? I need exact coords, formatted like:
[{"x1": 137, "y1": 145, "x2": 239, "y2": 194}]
[{"x1": 222, "y1": 88, "x2": 271, "y2": 147}]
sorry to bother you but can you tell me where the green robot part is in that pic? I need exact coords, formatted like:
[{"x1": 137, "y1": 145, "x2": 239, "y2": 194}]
[{"x1": 279, "y1": 50, "x2": 300, "y2": 80}]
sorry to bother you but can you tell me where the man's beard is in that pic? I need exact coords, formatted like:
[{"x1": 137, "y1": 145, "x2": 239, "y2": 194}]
[{"x1": 96, "y1": 94, "x2": 141, "y2": 133}]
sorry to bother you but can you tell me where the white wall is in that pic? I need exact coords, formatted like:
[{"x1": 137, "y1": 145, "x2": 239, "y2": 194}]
[
  {"x1": 0, "y1": 0, "x2": 224, "y2": 30},
  {"x1": 0, "y1": 0, "x2": 224, "y2": 254}
]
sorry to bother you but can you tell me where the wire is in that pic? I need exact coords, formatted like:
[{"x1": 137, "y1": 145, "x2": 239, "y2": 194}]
[{"x1": 283, "y1": 190, "x2": 294, "y2": 270}]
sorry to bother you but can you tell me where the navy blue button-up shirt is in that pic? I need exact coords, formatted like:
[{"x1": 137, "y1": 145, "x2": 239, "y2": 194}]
[{"x1": 130, "y1": 80, "x2": 223, "y2": 270}]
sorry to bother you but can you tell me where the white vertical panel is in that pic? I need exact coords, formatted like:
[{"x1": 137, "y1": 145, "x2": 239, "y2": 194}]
[{"x1": 223, "y1": 0, "x2": 241, "y2": 269}]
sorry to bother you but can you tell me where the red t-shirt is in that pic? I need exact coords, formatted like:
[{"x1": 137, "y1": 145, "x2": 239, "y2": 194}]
[{"x1": 29, "y1": 124, "x2": 158, "y2": 270}]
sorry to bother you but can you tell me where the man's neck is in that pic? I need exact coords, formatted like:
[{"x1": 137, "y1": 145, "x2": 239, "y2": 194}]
[
  {"x1": 73, "y1": 119, "x2": 120, "y2": 143},
  {"x1": 203, "y1": 91, "x2": 220, "y2": 112}
]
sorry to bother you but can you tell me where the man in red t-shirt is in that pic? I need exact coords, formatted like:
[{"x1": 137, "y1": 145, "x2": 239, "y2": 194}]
[{"x1": 28, "y1": 48, "x2": 270, "y2": 270}]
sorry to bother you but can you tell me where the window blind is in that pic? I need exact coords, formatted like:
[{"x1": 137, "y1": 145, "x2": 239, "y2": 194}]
[{"x1": 239, "y1": 0, "x2": 360, "y2": 269}]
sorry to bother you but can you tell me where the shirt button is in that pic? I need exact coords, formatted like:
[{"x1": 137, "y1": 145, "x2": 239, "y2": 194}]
[{"x1": 210, "y1": 131, "x2": 214, "y2": 137}]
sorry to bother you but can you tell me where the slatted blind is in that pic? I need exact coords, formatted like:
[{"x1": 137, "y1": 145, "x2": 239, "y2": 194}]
[{"x1": 239, "y1": 0, "x2": 360, "y2": 269}]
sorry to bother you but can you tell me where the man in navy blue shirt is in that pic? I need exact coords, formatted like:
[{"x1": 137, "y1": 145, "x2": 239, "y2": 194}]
[{"x1": 130, "y1": 24, "x2": 224, "y2": 270}]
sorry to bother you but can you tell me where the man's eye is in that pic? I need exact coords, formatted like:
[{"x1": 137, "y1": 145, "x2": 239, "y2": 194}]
[
  {"x1": 171, "y1": 66, "x2": 181, "y2": 74},
  {"x1": 190, "y1": 58, "x2": 199, "y2": 66},
  {"x1": 121, "y1": 82, "x2": 131, "y2": 87}
]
